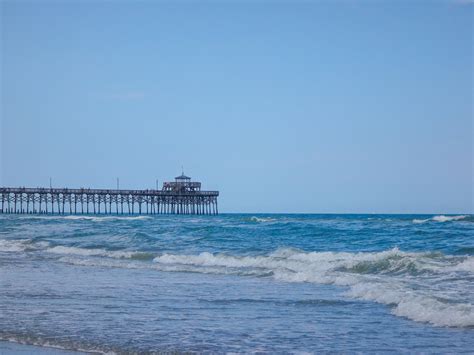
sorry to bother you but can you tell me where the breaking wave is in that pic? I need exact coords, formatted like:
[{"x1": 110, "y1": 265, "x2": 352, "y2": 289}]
[
  {"x1": 150, "y1": 248, "x2": 474, "y2": 327},
  {"x1": 0, "y1": 239, "x2": 49, "y2": 252},
  {"x1": 0, "y1": 241, "x2": 153, "y2": 260},
  {"x1": 3, "y1": 237, "x2": 474, "y2": 328},
  {"x1": 44, "y1": 246, "x2": 473, "y2": 328},
  {"x1": 3, "y1": 238, "x2": 473, "y2": 328},
  {"x1": 413, "y1": 215, "x2": 469, "y2": 224}
]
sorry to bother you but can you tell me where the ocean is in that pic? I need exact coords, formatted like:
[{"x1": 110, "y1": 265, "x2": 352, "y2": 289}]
[{"x1": 0, "y1": 213, "x2": 473, "y2": 353}]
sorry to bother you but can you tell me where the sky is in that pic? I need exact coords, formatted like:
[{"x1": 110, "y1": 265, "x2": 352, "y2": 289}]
[{"x1": 1, "y1": 0, "x2": 472, "y2": 213}]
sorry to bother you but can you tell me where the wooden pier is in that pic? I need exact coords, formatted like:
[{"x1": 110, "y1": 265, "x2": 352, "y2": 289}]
[{"x1": 0, "y1": 174, "x2": 219, "y2": 215}]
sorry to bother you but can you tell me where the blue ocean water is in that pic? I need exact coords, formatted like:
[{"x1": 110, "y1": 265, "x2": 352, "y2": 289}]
[{"x1": 0, "y1": 213, "x2": 473, "y2": 353}]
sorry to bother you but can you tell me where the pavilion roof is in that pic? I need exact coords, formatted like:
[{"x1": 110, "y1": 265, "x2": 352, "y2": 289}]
[{"x1": 175, "y1": 174, "x2": 191, "y2": 180}]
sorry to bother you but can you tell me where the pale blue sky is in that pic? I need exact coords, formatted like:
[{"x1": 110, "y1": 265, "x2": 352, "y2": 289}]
[{"x1": 1, "y1": 1, "x2": 472, "y2": 213}]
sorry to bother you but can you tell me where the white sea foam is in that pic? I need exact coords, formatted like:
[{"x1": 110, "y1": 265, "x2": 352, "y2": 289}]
[
  {"x1": 151, "y1": 248, "x2": 474, "y2": 328},
  {"x1": 433, "y1": 215, "x2": 468, "y2": 222},
  {"x1": 249, "y1": 216, "x2": 276, "y2": 223},
  {"x1": 0, "y1": 336, "x2": 117, "y2": 355},
  {"x1": 57, "y1": 247, "x2": 474, "y2": 328},
  {"x1": 0, "y1": 239, "x2": 49, "y2": 252},
  {"x1": 413, "y1": 215, "x2": 468, "y2": 224},
  {"x1": 47, "y1": 245, "x2": 149, "y2": 259},
  {"x1": 348, "y1": 283, "x2": 474, "y2": 328},
  {"x1": 453, "y1": 258, "x2": 474, "y2": 272},
  {"x1": 0, "y1": 239, "x2": 29, "y2": 252},
  {"x1": 54, "y1": 247, "x2": 474, "y2": 327},
  {"x1": 0, "y1": 239, "x2": 151, "y2": 260},
  {"x1": 6, "y1": 236, "x2": 472, "y2": 328}
]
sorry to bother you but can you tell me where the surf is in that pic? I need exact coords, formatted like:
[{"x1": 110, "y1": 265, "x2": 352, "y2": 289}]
[{"x1": 36, "y1": 245, "x2": 474, "y2": 328}]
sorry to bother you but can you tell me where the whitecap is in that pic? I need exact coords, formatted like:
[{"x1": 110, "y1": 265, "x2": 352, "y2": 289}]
[
  {"x1": 432, "y1": 215, "x2": 467, "y2": 222},
  {"x1": 249, "y1": 216, "x2": 276, "y2": 223},
  {"x1": 413, "y1": 215, "x2": 468, "y2": 224}
]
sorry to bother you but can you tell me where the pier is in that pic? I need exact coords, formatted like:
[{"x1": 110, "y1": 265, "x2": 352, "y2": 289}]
[{"x1": 0, "y1": 174, "x2": 219, "y2": 215}]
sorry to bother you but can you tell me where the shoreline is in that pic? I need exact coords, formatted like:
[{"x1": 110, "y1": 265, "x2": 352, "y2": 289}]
[{"x1": 0, "y1": 341, "x2": 87, "y2": 355}]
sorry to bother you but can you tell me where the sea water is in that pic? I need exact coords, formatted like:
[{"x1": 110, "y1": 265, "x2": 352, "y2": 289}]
[{"x1": 0, "y1": 214, "x2": 473, "y2": 353}]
